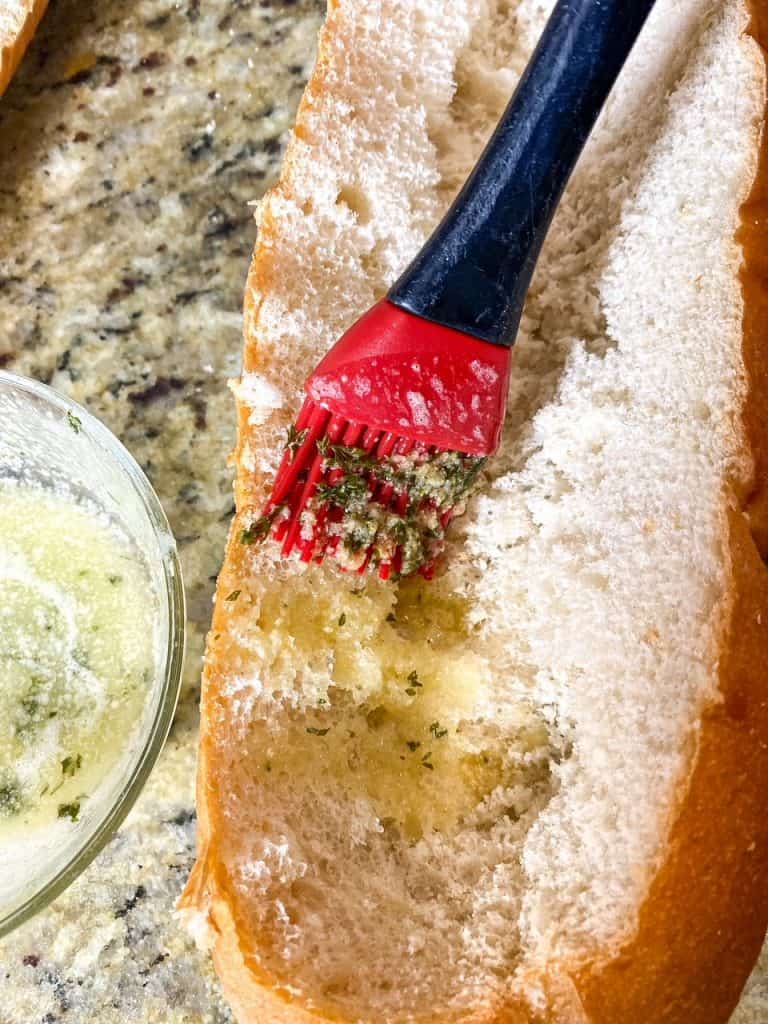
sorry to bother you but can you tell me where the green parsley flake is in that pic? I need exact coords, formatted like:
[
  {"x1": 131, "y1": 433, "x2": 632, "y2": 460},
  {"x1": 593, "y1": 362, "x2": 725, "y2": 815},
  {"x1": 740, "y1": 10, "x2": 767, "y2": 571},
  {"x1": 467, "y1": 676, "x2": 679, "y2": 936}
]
[
  {"x1": 0, "y1": 780, "x2": 22, "y2": 816},
  {"x1": 240, "y1": 505, "x2": 284, "y2": 545},
  {"x1": 285, "y1": 425, "x2": 309, "y2": 457},
  {"x1": 240, "y1": 520, "x2": 268, "y2": 544},
  {"x1": 58, "y1": 800, "x2": 81, "y2": 822},
  {"x1": 61, "y1": 754, "x2": 82, "y2": 777},
  {"x1": 309, "y1": 443, "x2": 486, "y2": 577}
]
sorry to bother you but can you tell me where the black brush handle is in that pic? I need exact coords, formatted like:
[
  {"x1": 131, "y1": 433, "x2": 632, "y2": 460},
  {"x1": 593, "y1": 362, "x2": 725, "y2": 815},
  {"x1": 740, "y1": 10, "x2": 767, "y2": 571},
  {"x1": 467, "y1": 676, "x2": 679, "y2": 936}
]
[{"x1": 388, "y1": 0, "x2": 657, "y2": 348}]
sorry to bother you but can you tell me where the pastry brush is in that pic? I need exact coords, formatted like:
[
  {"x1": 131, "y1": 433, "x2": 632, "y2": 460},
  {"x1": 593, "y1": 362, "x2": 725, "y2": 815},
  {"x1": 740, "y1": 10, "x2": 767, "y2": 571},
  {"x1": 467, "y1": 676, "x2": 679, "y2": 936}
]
[{"x1": 256, "y1": 0, "x2": 656, "y2": 580}]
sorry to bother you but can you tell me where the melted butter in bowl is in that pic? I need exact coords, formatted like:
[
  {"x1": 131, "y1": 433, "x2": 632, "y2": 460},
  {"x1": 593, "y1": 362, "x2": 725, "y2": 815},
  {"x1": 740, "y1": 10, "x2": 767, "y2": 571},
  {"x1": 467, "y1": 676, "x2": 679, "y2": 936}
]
[
  {"x1": 0, "y1": 372, "x2": 184, "y2": 936},
  {"x1": 0, "y1": 485, "x2": 158, "y2": 842}
]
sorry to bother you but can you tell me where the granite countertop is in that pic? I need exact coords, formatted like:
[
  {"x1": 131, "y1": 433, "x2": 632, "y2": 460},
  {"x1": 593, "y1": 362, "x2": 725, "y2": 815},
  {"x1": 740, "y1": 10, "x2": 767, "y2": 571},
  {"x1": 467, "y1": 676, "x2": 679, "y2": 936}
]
[
  {"x1": 2, "y1": 2, "x2": 768, "y2": 1023},
  {"x1": 0, "y1": 1, "x2": 321, "y2": 1020}
]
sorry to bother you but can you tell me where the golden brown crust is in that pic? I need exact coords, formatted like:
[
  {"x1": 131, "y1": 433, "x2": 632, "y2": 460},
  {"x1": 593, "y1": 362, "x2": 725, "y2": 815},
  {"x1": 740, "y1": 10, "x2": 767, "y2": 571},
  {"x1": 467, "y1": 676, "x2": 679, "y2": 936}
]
[
  {"x1": 181, "y1": 2, "x2": 768, "y2": 1021},
  {"x1": 233, "y1": 0, "x2": 341, "y2": 512},
  {"x1": 0, "y1": 0, "x2": 47, "y2": 97},
  {"x1": 179, "y1": 8, "x2": 351, "y2": 976},
  {"x1": 740, "y1": 4, "x2": 768, "y2": 557},
  {"x1": 562, "y1": 511, "x2": 768, "y2": 1023}
]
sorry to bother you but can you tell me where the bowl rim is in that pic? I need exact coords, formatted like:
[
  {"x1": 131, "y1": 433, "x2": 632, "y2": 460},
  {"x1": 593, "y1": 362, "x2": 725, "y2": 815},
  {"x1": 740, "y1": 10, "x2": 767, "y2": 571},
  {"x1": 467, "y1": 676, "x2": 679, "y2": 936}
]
[{"x1": 0, "y1": 370, "x2": 186, "y2": 938}]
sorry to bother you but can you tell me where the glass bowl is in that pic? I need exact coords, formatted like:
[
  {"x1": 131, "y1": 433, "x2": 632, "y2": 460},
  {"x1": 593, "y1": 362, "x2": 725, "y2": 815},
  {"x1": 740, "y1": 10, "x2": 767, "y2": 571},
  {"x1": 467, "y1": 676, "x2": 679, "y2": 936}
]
[{"x1": 0, "y1": 371, "x2": 185, "y2": 937}]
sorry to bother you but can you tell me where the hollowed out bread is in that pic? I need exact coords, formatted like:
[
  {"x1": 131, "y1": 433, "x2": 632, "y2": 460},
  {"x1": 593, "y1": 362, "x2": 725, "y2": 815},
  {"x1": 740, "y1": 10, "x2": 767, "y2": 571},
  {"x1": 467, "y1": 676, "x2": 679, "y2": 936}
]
[
  {"x1": 180, "y1": 1, "x2": 768, "y2": 1021},
  {"x1": 0, "y1": 0, "x2": 47, "y2": 96}
]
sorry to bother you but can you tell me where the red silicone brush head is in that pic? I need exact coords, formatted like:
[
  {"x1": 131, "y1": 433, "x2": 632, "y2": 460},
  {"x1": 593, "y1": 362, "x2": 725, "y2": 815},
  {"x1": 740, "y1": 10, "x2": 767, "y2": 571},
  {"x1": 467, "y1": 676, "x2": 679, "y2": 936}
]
[{"x1": 253, "y1": 300, "x2": 512, "y2": 579}]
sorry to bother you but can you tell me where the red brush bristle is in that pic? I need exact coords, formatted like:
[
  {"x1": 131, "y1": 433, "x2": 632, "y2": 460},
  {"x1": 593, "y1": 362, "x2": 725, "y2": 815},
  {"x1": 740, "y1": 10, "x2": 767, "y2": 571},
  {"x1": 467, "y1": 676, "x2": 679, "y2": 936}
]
[{"x1": 261, "y1": 397, "x2": 450, "y2": 579}]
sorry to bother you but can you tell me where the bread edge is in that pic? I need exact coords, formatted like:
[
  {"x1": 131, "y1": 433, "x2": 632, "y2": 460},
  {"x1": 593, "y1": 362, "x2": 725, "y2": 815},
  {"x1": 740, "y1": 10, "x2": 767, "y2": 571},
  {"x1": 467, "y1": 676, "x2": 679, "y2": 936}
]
[
  {"x1": 0, "y1": 0, "x2": 47, "y2": 98},
  {"x1": 179, "y1": 2, "x2": 768, "y2": 1021}
]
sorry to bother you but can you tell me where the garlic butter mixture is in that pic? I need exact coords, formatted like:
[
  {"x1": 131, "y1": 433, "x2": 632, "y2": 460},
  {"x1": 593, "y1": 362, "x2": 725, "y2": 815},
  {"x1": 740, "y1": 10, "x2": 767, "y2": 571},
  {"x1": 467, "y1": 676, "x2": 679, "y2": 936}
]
[
  {"x1": 0, "y1": 483, "x2": 158, "y2": 840},
  {"x1": 223, "y1": 570, "x2": 551, "y2": 841},
  {"x1": 246, "y1": 433, "x2": 486, "y2": 578}
]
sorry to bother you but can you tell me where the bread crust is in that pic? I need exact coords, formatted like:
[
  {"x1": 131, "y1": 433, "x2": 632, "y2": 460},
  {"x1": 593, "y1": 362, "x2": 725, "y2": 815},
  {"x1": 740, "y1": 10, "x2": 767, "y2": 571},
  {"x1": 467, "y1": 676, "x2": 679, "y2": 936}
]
[
  {"x1": 180, "y1": 2, "x2": 768, "y2": 1021},
  {"x1": 0, "y1": 0, "x2": 47, "y2": 97}
]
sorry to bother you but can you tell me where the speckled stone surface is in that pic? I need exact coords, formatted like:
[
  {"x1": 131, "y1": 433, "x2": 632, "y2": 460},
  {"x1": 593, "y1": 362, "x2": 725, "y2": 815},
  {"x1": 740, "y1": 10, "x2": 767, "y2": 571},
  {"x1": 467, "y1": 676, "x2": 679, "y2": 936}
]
[{"x1": 0, "y1": 1, "x2": 322, "y2": 1020}]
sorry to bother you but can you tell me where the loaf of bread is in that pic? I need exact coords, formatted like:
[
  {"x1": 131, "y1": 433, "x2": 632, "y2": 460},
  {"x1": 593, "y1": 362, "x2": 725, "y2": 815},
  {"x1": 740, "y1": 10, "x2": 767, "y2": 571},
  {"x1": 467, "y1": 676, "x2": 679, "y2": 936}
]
[
  {"x1": 0, "y1": 0, "x2": 46, "y2": 96},
  {"x1": 180, "y1": 1, "x2": 768, "y2": 1021}
]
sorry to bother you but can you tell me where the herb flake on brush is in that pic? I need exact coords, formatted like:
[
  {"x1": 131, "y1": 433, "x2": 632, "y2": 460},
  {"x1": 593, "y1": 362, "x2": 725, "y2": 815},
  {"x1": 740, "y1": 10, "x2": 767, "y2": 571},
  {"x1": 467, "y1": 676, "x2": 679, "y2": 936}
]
[
  {"x1": 285, "y1": 425, "x2": 308, "y2": 458},
  {"x1": 240, "y1": 506, "x2": 282, "y2": 545},
  {"x1": 315, "y1": 473, "x2": 369, "y2": 511},
  {"x1": 308, "y1": 443, "x2": 485, "y2": 577}
]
